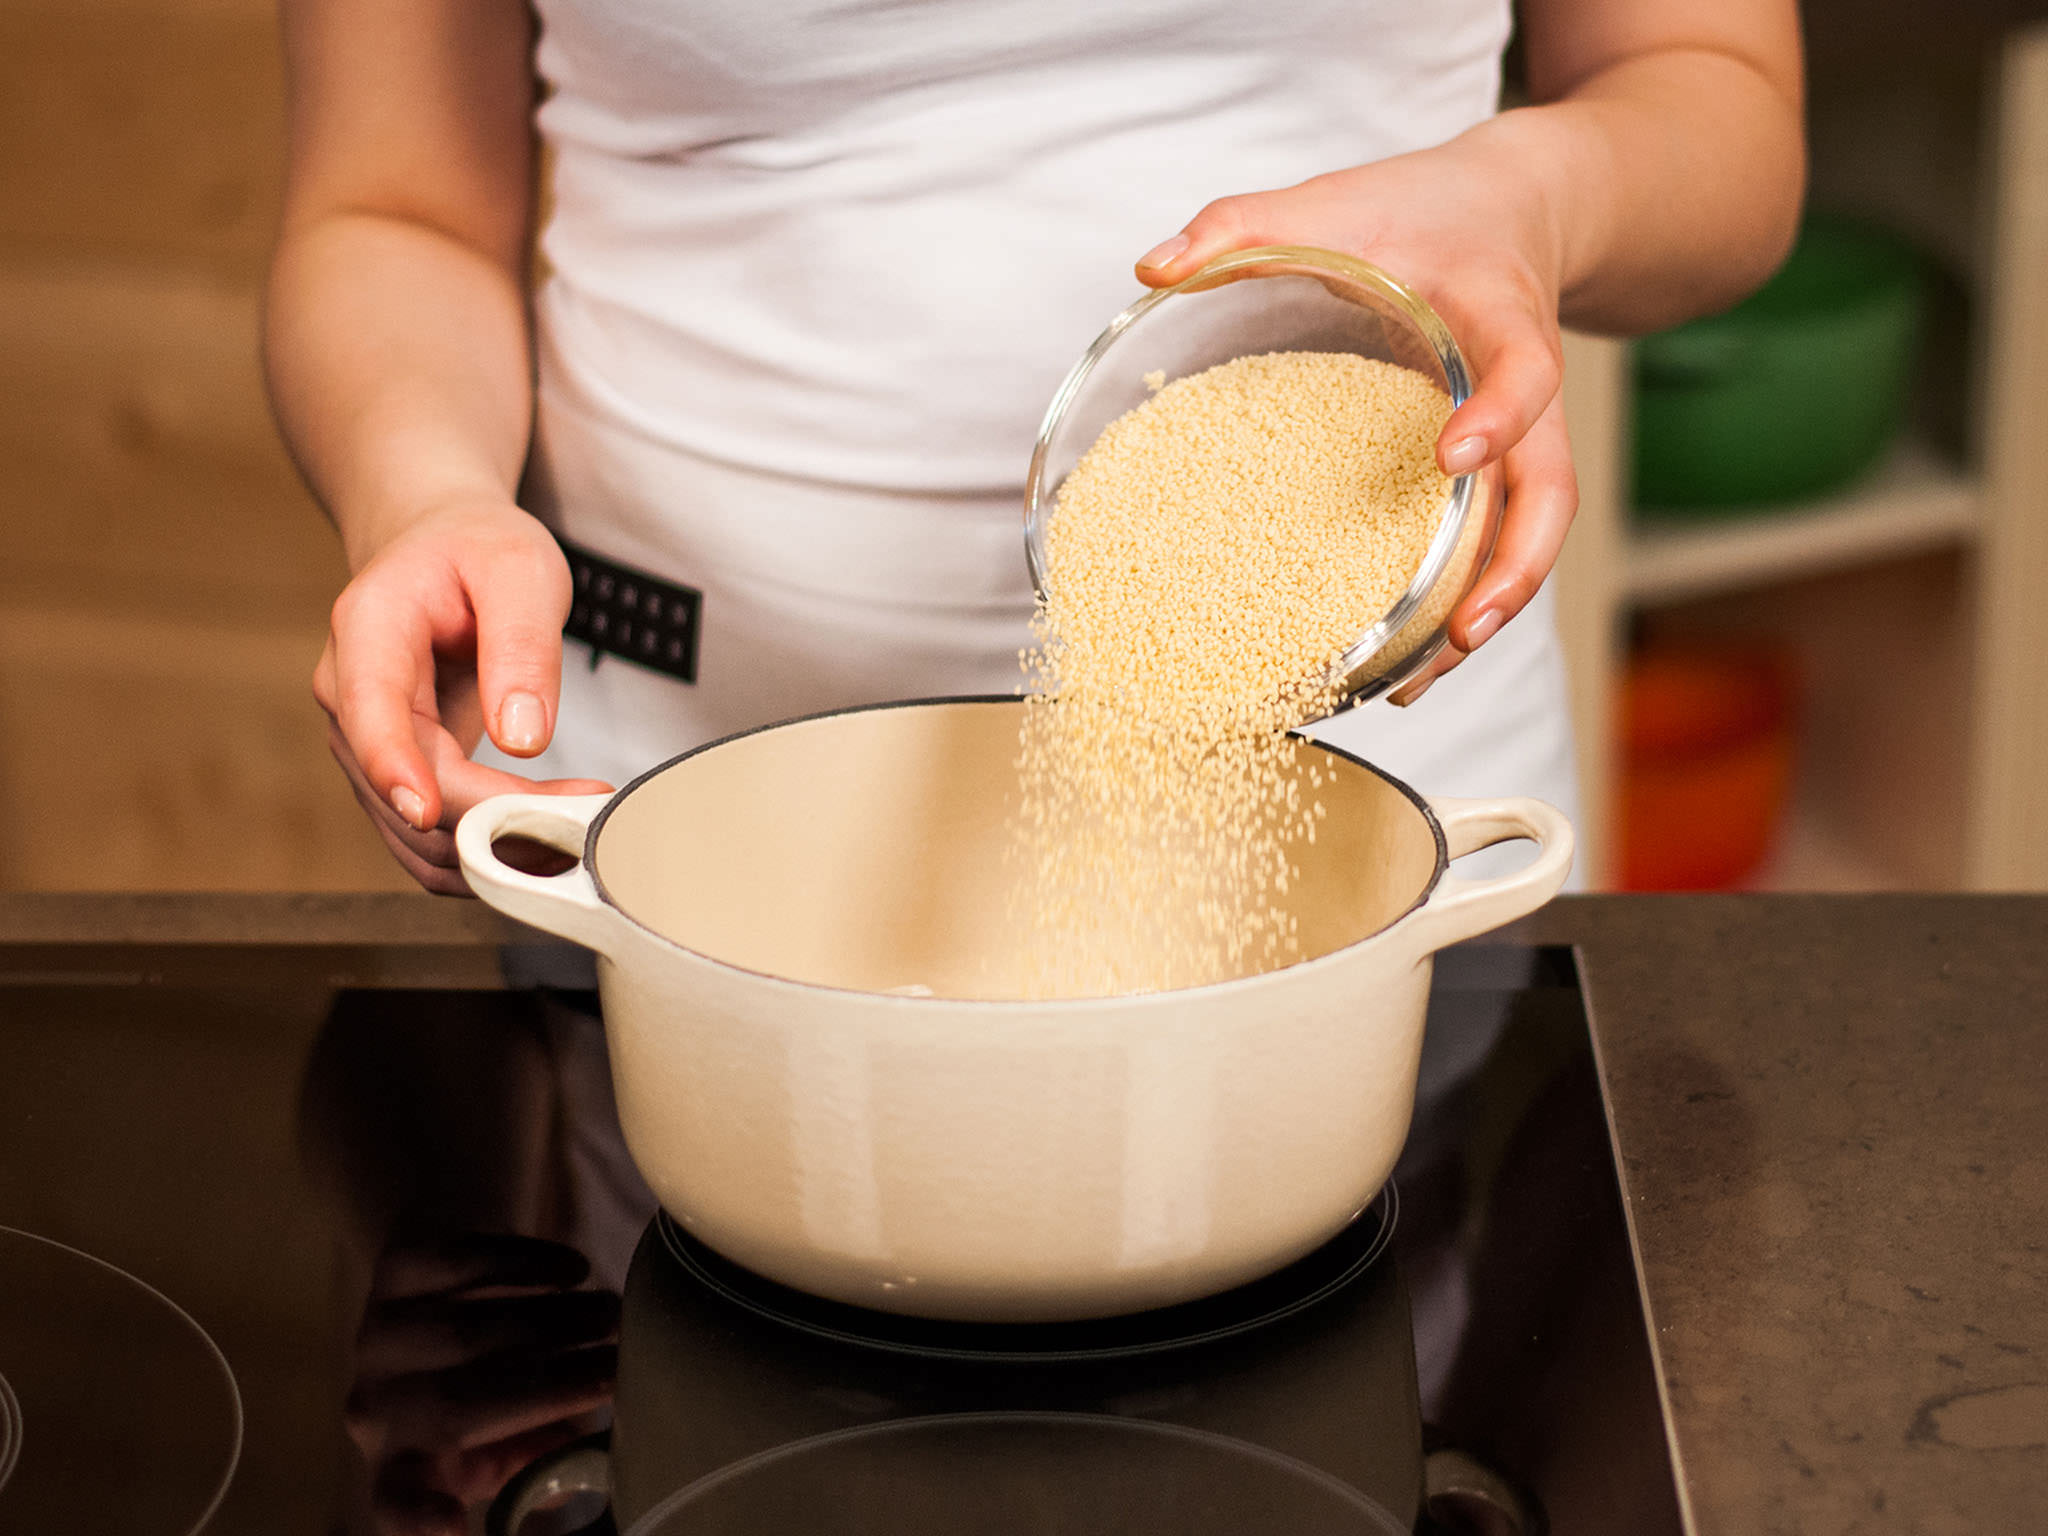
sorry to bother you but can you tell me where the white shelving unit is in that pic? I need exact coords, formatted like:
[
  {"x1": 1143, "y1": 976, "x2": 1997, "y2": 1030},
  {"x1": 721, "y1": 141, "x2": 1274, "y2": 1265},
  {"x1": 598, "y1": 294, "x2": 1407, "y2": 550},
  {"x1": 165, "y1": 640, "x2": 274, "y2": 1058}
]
[
  {"x1": 1751, "y1": 813, "x2": 1904, "y2": 894},
  {"x1": 1623, "y1": 441, "x2": 1978, "y2": 607},
  {"x1": 1552, "y1": 23, "x2": 2048, "y2": 892}
]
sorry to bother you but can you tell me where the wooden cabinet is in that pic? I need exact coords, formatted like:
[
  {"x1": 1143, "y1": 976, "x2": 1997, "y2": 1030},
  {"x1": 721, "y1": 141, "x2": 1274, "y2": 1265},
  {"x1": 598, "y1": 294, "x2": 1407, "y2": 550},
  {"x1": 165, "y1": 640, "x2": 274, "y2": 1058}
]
[{"x1": 1554, "y1": 24, "x2": 2048, "y2": 891}]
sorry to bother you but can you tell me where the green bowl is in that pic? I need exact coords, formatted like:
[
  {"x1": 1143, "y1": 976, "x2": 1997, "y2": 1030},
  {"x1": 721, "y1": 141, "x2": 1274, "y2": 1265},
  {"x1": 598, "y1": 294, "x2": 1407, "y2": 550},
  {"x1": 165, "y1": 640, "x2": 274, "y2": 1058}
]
[{"x1": 1631, "y1": 215, "x2": 1926, "y2": 513}]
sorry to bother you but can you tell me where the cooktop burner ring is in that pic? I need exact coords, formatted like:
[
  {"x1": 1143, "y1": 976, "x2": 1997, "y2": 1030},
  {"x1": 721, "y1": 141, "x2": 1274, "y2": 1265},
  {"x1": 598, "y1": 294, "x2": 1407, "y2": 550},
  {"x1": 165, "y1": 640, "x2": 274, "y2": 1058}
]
[
  {"x1": 627, "y1": 1410, "x2": 1411, "y2": 1536},
  {"x1": 0, "y1": 1366, "x2": 20, "y2": 1498},
  {"x1": 654, "y1": 1183, "x2": 1397, "y2": 1364},
  {"x1": 0, "y1": 1226, "x2": 244, "y2": 1536}
]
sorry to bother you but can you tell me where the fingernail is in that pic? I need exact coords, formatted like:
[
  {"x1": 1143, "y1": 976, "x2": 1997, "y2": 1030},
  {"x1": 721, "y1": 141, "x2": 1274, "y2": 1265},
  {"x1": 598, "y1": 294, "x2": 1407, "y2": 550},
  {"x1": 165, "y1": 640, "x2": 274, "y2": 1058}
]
[
  {"x1": 499, "y1": 690, "x2": 546, "y2": 754},
  {"x1": 1465, "y1": 606, "x2": 1505, "y2": 649},
  {"x1": 391, "y1": 785, "x2": 428, "y2": 829},
  {"x1": 1137, "y1": 233, "x2": 1190, "y2": 271},
  {"x1": 1441, "y1": 436, "x2": 1487, "y2": 475},
  {"x1": 1391, "y1": 677, "x2": 1436, "y2": 709}
]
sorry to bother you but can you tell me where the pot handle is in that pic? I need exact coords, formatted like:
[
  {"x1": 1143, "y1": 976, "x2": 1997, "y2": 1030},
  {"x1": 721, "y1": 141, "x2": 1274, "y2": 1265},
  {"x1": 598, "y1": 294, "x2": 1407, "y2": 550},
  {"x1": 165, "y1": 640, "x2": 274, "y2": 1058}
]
[
  {"x1": 1399, "y1": 796, "x2": 1575, "y2": 958},
  {"x1": 455, "y1": 793, "x2": 620, "y2": 956}
]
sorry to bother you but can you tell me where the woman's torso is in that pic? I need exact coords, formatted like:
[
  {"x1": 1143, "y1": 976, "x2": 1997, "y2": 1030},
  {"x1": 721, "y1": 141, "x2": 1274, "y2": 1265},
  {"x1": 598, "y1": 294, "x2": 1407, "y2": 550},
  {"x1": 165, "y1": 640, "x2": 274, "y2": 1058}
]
[
  {"x1": 530, "y1": 0, "x2": 1514, "y2": 491},
  {"x1": 504, "y1": 0, "x2": 1576, "y2": 848}
]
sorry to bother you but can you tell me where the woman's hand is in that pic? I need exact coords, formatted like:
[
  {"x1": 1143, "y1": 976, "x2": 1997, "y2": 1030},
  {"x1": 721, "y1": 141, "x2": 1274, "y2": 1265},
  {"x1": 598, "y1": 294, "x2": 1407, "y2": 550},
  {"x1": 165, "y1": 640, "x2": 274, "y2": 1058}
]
[
  {"x1": 314, "y1": 500, "x2": 612, "y2": 894},
  {"x1": 345, "y1": 1234, "x2": 619, "y2": 1536},
  {"x1": 1132, "y1": 2, "x2": 1804, "y2": 705},
  {"x1": 1132, "y1": 126, "x2": 1577, "y2": 706},
  {"x1": 269, "y1": 0, "x2": 576, "y2": 891}
]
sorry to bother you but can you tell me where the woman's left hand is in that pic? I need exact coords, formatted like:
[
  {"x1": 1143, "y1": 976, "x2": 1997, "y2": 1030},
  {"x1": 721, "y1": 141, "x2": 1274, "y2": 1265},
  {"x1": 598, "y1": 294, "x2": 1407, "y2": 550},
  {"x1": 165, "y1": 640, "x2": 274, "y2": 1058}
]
[
  {"x1": 344, "y1": 1234, "x2": 620, "y2": 1535},
  {"x1": 1132, "y1": 127, "x2": 1577, "y2": 705}
]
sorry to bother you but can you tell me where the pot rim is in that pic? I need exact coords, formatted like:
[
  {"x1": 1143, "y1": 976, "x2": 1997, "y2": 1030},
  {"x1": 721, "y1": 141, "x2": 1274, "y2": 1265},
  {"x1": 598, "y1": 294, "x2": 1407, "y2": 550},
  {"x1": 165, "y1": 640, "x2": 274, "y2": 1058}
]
[{"x1": 578, "y1": 694, "x2": 1450, "y2": 1009}]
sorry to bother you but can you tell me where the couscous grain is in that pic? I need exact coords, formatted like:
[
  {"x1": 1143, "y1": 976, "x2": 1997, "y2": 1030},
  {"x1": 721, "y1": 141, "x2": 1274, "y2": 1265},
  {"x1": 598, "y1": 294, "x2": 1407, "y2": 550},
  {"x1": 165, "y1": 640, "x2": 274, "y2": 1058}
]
[{"x1": 1011, "y1": 350, "x2": 1455, "y2": 996}]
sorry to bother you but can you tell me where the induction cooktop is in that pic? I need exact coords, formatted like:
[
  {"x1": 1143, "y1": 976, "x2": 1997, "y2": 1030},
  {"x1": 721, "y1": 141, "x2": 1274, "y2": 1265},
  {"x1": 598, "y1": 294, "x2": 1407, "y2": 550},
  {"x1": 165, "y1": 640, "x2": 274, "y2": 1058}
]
[{"x1": 0, "y1": 942, "x2": 1684, "y2": 1535}]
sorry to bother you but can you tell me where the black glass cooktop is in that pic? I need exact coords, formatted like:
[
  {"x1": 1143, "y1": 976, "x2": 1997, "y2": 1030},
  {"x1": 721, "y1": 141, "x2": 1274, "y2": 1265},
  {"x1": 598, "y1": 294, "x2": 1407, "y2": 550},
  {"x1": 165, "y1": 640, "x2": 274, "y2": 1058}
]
[{"x1": 0, "y1": 942, "x2": 1684, "y2": 1535}]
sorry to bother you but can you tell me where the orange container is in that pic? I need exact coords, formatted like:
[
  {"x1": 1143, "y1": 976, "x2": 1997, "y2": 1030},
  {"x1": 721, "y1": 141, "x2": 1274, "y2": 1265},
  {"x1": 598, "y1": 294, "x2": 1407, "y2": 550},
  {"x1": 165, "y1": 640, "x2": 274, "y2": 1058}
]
[{"x1": 1617, "y1": 647, "x2": 1797, "y2": 891}]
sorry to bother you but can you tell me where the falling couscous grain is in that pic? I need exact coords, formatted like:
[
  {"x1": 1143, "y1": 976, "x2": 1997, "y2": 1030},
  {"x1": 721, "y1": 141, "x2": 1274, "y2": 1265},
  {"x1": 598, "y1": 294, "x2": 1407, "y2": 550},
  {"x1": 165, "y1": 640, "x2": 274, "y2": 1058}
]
[{"x1": 1011, "y1": 350, "x2": 1457, "y2": 997}]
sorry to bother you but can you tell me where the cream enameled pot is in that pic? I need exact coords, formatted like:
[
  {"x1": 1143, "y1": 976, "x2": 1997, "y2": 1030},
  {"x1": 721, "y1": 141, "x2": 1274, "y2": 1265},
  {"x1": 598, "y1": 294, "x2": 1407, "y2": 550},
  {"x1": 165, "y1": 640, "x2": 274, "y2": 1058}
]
[{"x1": 456, "y1": 698, "x2": 1572, "y2": 1322}]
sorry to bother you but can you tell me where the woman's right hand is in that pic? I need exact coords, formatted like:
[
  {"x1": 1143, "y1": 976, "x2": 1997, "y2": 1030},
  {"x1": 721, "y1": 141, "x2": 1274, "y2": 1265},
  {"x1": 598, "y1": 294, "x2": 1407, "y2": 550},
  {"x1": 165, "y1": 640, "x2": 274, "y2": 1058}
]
[{"x1": 315, "y1": 500, "x2": 613, "y2": 895}]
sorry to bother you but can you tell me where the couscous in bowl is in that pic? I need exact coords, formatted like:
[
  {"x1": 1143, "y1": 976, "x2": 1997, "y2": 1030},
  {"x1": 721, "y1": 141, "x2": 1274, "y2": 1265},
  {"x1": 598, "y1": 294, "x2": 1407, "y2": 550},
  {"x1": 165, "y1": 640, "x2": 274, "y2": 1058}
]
[{"x1": 1025, "y1": 245, "x2": 1502, "y2": 713}]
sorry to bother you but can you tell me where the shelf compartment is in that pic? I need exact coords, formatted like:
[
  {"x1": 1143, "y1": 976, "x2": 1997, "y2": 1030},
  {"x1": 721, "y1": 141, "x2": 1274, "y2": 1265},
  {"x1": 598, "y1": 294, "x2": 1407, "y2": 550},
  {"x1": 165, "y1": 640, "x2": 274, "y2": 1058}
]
[
  {"x1": 1623, "y1": 441, "x2": 1978, "y2": 606},
  {"x1": 1750, "y1": 811, "x2": 1905, "y2": 892}
]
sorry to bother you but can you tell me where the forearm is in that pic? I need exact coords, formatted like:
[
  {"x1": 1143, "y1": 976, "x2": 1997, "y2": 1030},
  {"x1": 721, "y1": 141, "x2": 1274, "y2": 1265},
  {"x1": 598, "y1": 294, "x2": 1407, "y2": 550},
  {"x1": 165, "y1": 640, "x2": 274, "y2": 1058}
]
[
  {"x1": 264, "y1": 212, "x2": 536, "y2": 571},
  {"x1": 1473, "y1": 46, "x2": 1805, "y2": 335}
]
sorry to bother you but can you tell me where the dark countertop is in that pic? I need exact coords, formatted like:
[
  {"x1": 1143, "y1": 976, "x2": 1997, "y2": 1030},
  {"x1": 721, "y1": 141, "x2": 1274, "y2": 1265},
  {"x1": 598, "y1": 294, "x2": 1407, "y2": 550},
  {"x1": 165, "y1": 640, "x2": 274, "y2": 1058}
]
[
  {"x1": 1515, "y1": 895, "x2": 2048, "y2": 1534},
  {"x1": 1, "y1": 890, "x2": 2043, "y2": 1531}
]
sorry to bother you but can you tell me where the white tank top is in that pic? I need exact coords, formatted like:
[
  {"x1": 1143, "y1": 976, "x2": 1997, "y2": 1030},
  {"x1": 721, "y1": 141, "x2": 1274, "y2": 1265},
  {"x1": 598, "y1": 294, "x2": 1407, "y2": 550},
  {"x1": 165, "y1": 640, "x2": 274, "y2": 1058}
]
[
  {"x1": 531, "y1": 0, "x2": 1512, "y2": 491},
  {"x1": 507, "y1": 0, "x2": 1578, "y2": 870}
]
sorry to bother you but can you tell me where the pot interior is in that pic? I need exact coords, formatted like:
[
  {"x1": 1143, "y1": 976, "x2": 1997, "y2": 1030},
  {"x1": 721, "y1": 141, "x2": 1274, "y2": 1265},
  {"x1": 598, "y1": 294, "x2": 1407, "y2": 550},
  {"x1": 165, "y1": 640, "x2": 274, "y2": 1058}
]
[{"x1": 591, "y1": 700, "x2": 1440, "y2": 1000}]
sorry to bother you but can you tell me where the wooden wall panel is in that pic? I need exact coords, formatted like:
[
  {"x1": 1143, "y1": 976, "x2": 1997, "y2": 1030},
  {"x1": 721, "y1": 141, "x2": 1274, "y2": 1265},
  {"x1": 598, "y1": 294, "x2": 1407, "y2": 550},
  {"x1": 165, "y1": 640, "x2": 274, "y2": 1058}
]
[
  {"x1": 0, "y1": 4, "x2": 284, "y2": 278},
  {"x1": 0, "y1": 607, "x2": 410, "y2": 891},
  {"x1": 0, "y1": 268, "x2": 347, "y2": 621},
  {"x1": 0, "y1": 0, "x2": 435, "y2": 892}
]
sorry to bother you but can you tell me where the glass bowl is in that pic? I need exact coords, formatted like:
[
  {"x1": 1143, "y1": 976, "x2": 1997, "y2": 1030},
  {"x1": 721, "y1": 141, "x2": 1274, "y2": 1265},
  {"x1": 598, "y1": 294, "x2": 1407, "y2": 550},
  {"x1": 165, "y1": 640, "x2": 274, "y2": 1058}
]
[{"x1": 1024, "y1": 245, "x2": 1502, "y2": 713}]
